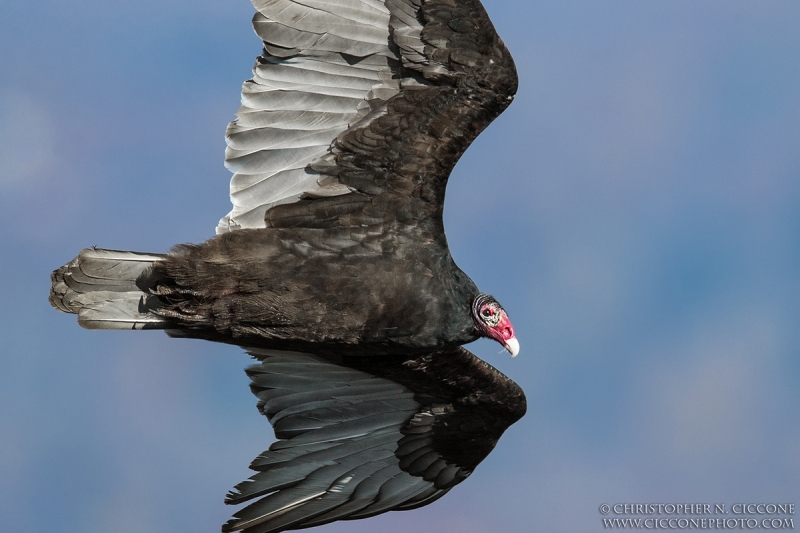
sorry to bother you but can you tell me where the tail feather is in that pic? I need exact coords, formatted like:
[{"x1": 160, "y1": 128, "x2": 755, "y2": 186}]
[{"x1": 50, "y1": 248, "x2": 169, "y2": 330}]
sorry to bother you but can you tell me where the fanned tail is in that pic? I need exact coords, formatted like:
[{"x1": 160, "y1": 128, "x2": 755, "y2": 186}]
[{"x1": 49, "y1": 248, "x2": 169, "y2": 330}]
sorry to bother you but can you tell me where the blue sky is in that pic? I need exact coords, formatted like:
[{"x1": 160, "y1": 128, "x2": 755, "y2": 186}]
[{"x1": 1, "y1": 1, "x2": 799, "y2": 532}]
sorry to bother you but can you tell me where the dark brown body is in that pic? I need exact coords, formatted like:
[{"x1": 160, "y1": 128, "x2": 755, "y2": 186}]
[{"x1": 150, "y1": 224, "x2": 481, "y2": 354}]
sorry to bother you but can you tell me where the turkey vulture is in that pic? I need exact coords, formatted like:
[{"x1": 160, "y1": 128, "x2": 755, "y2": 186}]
[{"x1": 49, "y1": 0, "x2": 526, "y2": 531}]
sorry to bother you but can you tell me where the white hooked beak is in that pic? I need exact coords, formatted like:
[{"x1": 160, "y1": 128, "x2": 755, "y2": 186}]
[{"x1": 505, "y1": 337, "x2": 520, "y2": 358}]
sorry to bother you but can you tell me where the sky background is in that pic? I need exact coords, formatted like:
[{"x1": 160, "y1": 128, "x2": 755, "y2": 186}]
[{"x1": 2, "y1": 0, "x2": 800, "y2": 532}]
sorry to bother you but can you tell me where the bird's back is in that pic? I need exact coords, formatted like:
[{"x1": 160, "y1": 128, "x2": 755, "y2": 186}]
[{"x1": 144, "y1": 225, "x2": 480, "y2": 352}]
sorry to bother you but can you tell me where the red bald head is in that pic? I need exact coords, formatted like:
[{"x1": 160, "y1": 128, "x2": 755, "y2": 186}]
[{"x1": 471, "y1": 294, "x2": 520, "y2": 357}]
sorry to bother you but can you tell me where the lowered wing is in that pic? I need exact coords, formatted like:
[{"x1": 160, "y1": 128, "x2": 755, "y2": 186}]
[{"x1": 223, "y1": 346, "x2": 526, "y2": 533}]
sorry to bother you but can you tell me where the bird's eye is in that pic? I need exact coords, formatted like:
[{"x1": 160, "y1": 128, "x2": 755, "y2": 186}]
[{"x1": 482, "y1": 308, "x2": 494, "y2": 318}]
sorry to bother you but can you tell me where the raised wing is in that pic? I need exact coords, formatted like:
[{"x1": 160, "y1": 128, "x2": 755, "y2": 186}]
[
  {"x1": 217, "y1": 0, "x2": 517, "y2": 234},
  {"x1": 223, "y1": 346, "x2": 526, "y2": 533}
]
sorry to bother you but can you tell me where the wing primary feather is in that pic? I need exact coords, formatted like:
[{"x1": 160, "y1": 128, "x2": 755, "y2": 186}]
[
  {"x1": 345, "y1": 470, "x2": 435, "y2": 519},
  {"x1": 300, "y1": 463, "x2": 401, "y2": 524},
  {"x1": 394, "y1": 485, "x2": 451, "y2": 511},
  {"x1": 227, "y1": 345, "x2": 525, "y2": 532}
]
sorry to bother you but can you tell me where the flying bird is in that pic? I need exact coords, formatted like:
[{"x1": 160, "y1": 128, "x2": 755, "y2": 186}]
[{"x1": 50, "y1": 0, "x2": 526, "y2": 531}]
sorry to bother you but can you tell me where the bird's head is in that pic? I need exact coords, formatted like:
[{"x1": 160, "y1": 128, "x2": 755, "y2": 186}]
[{"x1": 471, "y1": 293, "x2": 519, "y2": 357}]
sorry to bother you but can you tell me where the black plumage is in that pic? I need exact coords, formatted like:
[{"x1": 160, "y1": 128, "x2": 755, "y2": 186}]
[{"x1": 50, "y1": 0, "x2": 525, "y2": 531}]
